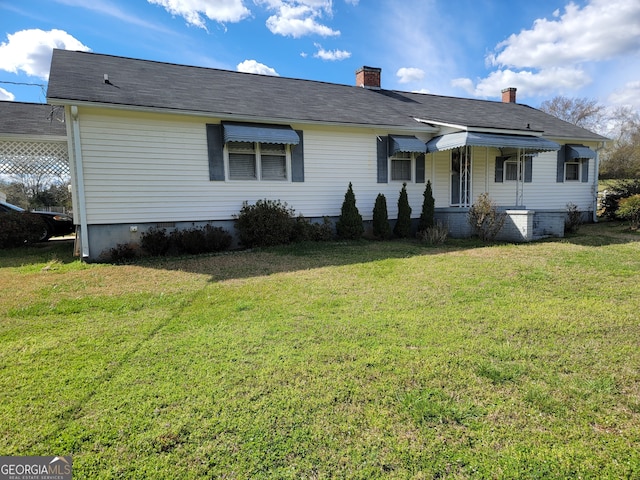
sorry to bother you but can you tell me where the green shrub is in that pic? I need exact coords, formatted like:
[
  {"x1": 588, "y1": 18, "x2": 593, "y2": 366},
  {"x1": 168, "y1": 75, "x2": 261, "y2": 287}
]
[
  {"x1": 468, "y1": 193, "x2": 506, "y2": 241},
  {"x1": 417, "y1": 180, "x2": 435, "y2": 232},
  {"x1": 235, "y1": 199, "x2": 296, "y2": 248},
  {"x1": 140, "y1": 227, "x2": 171, "y2": 256},
  {"x1": 105, "y1": 243, "x2": 139, "y2": 263},
  {"x1": 172, "y1": 225, "x2": 232, "y2": 254},
  {"x1": 372, "y1": 193, "x2": 391, "y2": 239},
  {"x1": 600, "y1": 179, "x2": 640, "y2": 219},
  {"x1": 0, "y1": 213, "x2": 47, "y2": 248},
  {"x1": 394, "y1": 182, "x2": 412, "y2": 238},
  {"x1": 293, "y1": 215, "x2": 334, "y2": 242},
  {"x1": 336, "y1": 183, "x2": 364, "y2": 240},
  {"x1": 565, "y1": 202, "x2": 582, "y2": 234},
  {"x1": 417, "y1": 221, "x2": 448, "y2": 246},
  {"x1": 616, "y1": 194, "x2": 640, "y2": 229}
]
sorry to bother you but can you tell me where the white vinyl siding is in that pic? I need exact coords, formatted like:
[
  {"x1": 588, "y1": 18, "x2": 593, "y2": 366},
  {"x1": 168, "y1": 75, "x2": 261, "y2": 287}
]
[{"x1": 74, "y1": 107, "x2": 598, "y2": 226}]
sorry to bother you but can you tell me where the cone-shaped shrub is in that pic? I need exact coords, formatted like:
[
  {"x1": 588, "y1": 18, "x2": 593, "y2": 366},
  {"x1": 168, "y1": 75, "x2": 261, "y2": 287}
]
[
  {"x1": 418, "y1": 180, "x2": 435, "y2": 232},
  {"x1": 394, "y1": 182, "x2": 412, "y2": 238},
  {"x1": 372, "y1": 193, "x2": 391, "y2": 239},
  {"x1": 336, "y1": 182, "x2": 364, "y2": 240}
]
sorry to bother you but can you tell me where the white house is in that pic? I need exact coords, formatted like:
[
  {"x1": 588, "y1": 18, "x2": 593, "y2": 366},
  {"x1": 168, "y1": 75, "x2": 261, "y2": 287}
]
[{"x1": 45, "y1": 50, "x2": 607, "y2": 261}]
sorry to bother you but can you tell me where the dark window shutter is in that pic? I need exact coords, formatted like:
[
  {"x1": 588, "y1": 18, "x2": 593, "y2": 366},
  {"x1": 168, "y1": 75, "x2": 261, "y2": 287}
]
[
  {"x1": 415, "y1": 154, "x2": 425, "y2": 183},
  {"x1": 524, "y1": 156, "x2": 533, "y2": 183},
  {"x1": 495, "y1": 156, "x2": 505, "y2": 183},
  {"x1": 377, "y1": 136, "x2": 388, "y2": 183},
  {"x1": 581, "y1": 159, "x2": 589, "y2": 183},
  {"x1": 206, "y1": 124, "x2": 225, "y2": 181},
  {"x1": 556, "y1": 146, "x2": 565, "y2": 183},
  {"x1": 291, "y1": 130, "x2": 304, "y2": 182}
]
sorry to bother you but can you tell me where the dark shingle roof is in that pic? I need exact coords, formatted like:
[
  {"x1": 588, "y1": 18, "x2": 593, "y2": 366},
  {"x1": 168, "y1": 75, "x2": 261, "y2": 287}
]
[
  {"x1": 46, "y1": 50, "x2": 606, "y2": 142},
  {"x1": 0, "y1": 101, "x2": 67, "y2": 136}
]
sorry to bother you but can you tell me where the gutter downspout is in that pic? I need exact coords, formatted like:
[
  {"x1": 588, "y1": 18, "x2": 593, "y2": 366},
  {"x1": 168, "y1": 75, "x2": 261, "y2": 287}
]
[
  {"x1": 593, "y1": 142, "x2": 606, "y2": 223},
  {"x1": 70, "y1": 106, "x2": 90, "y2": 259}
]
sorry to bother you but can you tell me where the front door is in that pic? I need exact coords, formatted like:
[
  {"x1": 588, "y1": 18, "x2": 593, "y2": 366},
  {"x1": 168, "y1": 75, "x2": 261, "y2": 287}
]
[{"x1": 451, "y1": 147, "x2": 471, "y2": 206}]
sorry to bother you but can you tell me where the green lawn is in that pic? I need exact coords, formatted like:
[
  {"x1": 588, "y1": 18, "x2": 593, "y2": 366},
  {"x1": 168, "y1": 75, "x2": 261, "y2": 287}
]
[{"x1": 1, "y1": 223, "x2": 639, "y2": 479}]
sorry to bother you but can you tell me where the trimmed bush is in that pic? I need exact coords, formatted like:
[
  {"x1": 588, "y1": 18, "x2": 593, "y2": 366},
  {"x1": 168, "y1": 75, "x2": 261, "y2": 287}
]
[
  {"x1": 372, "y1": 193, "x2": 391, "y2": 240},
  {"x1": 336, "y1": 183, "x2": 364, "y2": 240},
  {"x1": 140, "y1": 227, "x2": 171, "y2": 256},
  {"x1": 394, "y1": 182, "x2": 412, "y2": 238},
  {"x1": 0, "y1": 213, "x2": 47, "y2": 248},
  {"x1": 293, "y1": 215, "x2": 334, "y2": 242},
  {"x1": 565, "y1": 202, "x2": 582, "y2": 234},
  {"x1": 235, "y1": 199, "x2": 296, "y2": 248},
  {"x1": 418, "y1": 180, "x2": 435, "y2": 232},
  {"x1": 468, "y1": 193, "x2": 506, "y2": 241},
  {"x1": 105, "y1": 243, "x2": 139, "y2": 263},
  {"x1": 172, "y1": 225, "x2": 232, "y2": 254},
  {"x1": 617, "y1": 194, "x2": 640, "y2": 229}
]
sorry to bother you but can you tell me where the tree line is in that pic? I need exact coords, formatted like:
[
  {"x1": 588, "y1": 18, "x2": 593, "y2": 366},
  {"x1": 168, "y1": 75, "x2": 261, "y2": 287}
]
[{"x1": 539, "y1": 96, "x2": 640, "y2": 179}]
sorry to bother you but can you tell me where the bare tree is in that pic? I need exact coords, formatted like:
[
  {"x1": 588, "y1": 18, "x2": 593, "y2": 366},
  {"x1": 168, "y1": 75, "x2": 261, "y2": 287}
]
[
  {"x1": 599, "y1": 108, "x2": 640, "y2": 179},
  {"x1": 539, "y1": 96, "x2": 607, "y2": 133}
]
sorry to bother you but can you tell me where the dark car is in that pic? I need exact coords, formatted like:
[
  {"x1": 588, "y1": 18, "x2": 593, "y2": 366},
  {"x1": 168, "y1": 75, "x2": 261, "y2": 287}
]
[{"x1": 0, "y1": 200, "x2": 74, "y2": 241}]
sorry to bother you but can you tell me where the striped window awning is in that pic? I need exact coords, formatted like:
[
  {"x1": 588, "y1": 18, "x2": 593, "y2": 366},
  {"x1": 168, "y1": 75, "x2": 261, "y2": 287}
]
[
  {"x1": 426, "y1": 131, "x2": 560, "y2": 153},
  {"x1": 389, "y1": 135, "x2": 427, "y2": 155},
  {"x1": 565, "y1": 144, "x2": 596, "y2": 160},
  {"x1": 223, "y1": 122, "x2": 299, "y2": 145}
]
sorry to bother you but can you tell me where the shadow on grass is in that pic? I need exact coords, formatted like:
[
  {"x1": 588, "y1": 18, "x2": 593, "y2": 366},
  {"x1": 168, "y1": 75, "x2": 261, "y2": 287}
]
[
  {"x1": 558, "y1": 221, "x2": 640, "y2": 247},
  {"x1": 132, "y1": 237, "x2": 486, "y2": 284},
  {"x1": 0, "y1": 239, "x2": 76, "y2": 268}
]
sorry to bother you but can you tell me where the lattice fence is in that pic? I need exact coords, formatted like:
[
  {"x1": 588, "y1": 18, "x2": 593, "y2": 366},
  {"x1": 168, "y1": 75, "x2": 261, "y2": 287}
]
[{"x1": 0, "y1": 140, "x2": 69, "y2": 177}]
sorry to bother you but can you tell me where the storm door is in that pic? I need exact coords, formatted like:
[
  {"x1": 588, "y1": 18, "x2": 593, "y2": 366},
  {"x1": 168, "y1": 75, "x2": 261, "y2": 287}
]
[{"x1": 451, "y1": 147, "x2": 471, "y2": 206}]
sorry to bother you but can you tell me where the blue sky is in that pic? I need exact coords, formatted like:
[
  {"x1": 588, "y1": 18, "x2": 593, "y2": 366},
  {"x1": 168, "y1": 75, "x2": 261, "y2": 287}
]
[{"x1": 1, "y1": 0, "x2": 639, "y2": 109}]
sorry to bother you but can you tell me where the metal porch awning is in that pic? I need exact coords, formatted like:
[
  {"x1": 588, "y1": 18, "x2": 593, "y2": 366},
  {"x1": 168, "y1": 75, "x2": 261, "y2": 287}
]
[
  {"x1": 389, "y1": 135, "x2": 427, "y2": 155},
  {"x1": 426, "y1": 131, "x2": 560, "y2": 153},
  {"x1": 565, "y1": 144, "x2": 596, "y2": 160},
  {"x1": 223, "y1": 122, "x2": 299, "y2": 145}
]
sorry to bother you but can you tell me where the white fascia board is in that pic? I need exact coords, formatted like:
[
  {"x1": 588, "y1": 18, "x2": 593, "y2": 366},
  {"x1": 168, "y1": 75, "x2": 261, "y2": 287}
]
[{"x1": 47, "y1": 99, "x2": 440, "y2": 133}]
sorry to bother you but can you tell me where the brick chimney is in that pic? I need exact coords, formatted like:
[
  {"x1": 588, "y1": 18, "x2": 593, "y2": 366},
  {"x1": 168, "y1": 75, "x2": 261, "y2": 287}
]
[
  {"x1": 502, "y1": 87, "x2": 517, "y2": 103},
  {"x1": 356, "y1": 66, "x2": 381, "y2": 90}
]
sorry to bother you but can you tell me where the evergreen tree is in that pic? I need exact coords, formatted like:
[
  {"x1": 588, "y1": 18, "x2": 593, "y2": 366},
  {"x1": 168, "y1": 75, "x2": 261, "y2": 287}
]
[
  {"x1": 336, "y1": 182, "x2": 364, "y2": 240},
  {"x1": 394, "y1": 182, "x2": 412, "y2": 238},
  {"x1": 418, "y1": 180, "x2": 435, "y2": 232},
  {"x1": 372, "y1": 193, "x2": 391, "y2": 239}
]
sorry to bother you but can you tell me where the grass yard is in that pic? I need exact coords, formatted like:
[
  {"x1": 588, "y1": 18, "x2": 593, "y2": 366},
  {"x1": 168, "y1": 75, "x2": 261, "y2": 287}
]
[{"x1": 1, "y1": 222, "x2": 639, "y2": 479}]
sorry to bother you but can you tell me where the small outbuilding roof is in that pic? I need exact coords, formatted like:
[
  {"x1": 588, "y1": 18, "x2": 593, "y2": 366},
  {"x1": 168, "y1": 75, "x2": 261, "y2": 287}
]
[
  {"x1": 0, "y1": 101, "x2": 67, "y2": 137},
  {"x1": 46, "y1": 50, "x2": 607, "y2": 142}
]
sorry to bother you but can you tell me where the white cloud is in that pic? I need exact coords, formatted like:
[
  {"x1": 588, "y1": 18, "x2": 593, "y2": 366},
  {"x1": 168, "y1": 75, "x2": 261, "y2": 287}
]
[
  {"x1": 237, "y1": 59, "x2": 279, "y2": 76},
  {"x1": 454, "y1": 67, "x2": 591, "y2": 99},
  {"x1": 396, "y1": 67, "x2": 425, "y2": 84},
  {"x1": 458, "y1": 0, "x2": 640, "y2": 100},
  {"x1": 313, "y1": 43, "x2": 350, "y2": 61},
  {"x1": 0, "y1": 87, "x2": 15, "y2": 101},
  {"x1": 261, "y1": 1, "x2": 339, "y2": 38},
  {"x1": 0, "y1": 29, "x2": 90, "y2": 80},
  {"x1": 489, "y1": 0, "x2": 640, "y2": 69},
  {"x1": 608, "y1": 81, "x2": 640, "y2": 109},
  {"x1": 148, "y1": 0, "x2": 250, "y2": 29}
]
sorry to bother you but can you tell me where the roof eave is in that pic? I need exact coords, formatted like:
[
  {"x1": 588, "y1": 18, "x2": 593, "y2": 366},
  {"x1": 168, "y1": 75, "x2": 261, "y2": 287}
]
[{"x1": 46, "y1": 98, "x2": 441, "y2": 133}]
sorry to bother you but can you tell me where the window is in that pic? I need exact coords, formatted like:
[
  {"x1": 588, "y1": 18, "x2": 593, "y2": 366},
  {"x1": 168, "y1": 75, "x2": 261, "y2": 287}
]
[
  {"x1": 390, "y1": 151, "x2": 412, "y2": 181},
  {"x1": 565, "y1": 161, "x2": 580, "y2": 181},
  {"x1": 504, "y1": 161, "x2": 519, "y2": 181},
  {"x1": 227, "y1": 142, "x2": 289, "y2": 181}
]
